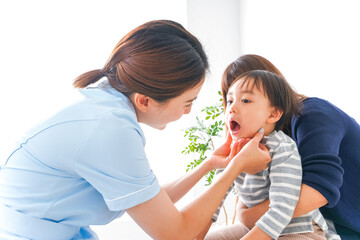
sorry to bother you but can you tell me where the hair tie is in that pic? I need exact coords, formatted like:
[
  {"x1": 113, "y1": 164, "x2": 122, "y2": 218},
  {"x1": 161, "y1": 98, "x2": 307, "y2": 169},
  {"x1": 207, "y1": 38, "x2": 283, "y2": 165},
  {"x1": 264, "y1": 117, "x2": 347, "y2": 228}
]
[
  {"x1": 109, "y1": 65, "x2": 117, "y2": 74},
  {"x1": 99, "y1": 69, "x2": 105, "y2": 78}
]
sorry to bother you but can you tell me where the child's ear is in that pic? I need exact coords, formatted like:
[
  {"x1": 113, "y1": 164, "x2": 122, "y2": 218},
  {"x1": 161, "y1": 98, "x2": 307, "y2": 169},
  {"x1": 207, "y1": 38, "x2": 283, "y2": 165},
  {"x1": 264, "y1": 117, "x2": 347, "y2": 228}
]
[
  {"x1": 132, "y1": 93, "x2": 150, "y2": 112},
  {"x1": 267, "y1": 107, "x2": 283, "y2": 124}
]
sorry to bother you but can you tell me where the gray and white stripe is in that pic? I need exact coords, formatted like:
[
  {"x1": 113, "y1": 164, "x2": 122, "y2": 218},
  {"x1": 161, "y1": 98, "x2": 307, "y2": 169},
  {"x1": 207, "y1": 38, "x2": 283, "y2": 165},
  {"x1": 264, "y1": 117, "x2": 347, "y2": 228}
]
[{"x1": 212, "y1": 130, "x2": 335, "y2": 239}]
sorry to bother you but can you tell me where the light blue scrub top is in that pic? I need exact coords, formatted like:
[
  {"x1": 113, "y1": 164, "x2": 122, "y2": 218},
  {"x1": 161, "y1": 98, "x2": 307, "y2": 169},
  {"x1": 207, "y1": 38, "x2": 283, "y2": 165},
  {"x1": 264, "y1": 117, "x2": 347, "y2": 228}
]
[{"x1": 0, "y1": 81, "x2": 161, "y2": 239}]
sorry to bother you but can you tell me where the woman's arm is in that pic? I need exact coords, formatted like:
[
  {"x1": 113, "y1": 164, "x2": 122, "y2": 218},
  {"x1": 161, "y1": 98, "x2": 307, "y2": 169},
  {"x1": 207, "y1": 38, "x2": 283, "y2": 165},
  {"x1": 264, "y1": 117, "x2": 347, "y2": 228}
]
[
  {"x1": 194, "y1": 219, "x2": 213, "y2": 240},
  {"x1": 293, "y1": 183, "x2": 328, "y2": 216},
  {"x1": 237, "y1": 183, "x2": 328, "y2": 229},
  {"x1": 162, "y1": 160, "x2": 212, "y2": 203},
  {"x1": 127, "y1": 130, "x2": 270, "y2": 240},
  {"x1": 162, "y1": 133, "x2": 235, "y2": 203}
]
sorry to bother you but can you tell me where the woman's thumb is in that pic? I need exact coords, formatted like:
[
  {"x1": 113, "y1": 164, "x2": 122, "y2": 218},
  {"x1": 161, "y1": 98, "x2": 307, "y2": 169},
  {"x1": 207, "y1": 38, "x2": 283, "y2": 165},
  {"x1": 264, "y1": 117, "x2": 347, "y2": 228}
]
[
  {"x1": 252, "y1": 128, "x2": 265, "y2": 143},
  {"x1": 225, "y1": 131, "x2": 233, "y2": 146}
]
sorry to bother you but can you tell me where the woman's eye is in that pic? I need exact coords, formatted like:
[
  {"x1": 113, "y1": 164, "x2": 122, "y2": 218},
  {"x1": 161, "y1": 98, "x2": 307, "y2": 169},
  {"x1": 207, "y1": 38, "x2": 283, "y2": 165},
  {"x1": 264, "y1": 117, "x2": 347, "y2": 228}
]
[
  {"x1": 242, "y1": 99, "x2": 251, "y2": 103},
  {"x1": 185, "y1": 103, "x2": 193, "y2": 108}
]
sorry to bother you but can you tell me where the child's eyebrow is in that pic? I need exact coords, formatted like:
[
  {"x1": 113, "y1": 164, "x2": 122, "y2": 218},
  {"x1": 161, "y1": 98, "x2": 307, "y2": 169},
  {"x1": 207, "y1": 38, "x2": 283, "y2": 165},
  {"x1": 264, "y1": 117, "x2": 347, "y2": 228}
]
[
  {"x1": 227, "y1": 89, "x2": 254, "y2": 97},
  {"x1": 239, "y1": 90, "x2": 255, "y2": 94}
]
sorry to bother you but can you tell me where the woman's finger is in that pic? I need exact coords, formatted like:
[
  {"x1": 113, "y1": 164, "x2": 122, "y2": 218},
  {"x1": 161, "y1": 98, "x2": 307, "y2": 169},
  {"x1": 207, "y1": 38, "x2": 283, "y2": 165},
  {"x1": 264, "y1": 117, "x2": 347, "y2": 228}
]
[
  {"x1": 259, "y1": 143, "x2": 268, "y2": 151},
  {"x1": 230, "y1": 139, "x2": 245, "y2": 159},
  {"x1": 224, "y1": 132, "x2": 233, "y2": 147},
  {"x1": 228, "y1": 140, "x2": 239, "y2": 160},
  {"x1": 251, "y1": 128, "x2": 265, "y2": 144},
  {"x1": 236, "y1": 139, "x2": 244, "y2": 153}
]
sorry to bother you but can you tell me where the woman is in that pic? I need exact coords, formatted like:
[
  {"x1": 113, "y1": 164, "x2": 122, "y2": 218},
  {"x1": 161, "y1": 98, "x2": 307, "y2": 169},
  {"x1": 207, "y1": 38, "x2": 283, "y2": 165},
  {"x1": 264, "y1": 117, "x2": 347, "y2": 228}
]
[
  {"x1": 216, "y1": 54, "x2": 360, "y2": 240},
  {"x1": 0, "y1": 21, "x2": 270, "y2": 240}
]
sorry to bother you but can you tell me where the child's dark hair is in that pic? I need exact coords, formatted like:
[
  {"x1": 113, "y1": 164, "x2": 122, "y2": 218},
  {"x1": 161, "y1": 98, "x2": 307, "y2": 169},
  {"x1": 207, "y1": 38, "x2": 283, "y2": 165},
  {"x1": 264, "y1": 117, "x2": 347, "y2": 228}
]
[{"x1": 231, "y1": 70, "x2": 302, "y2": 135}]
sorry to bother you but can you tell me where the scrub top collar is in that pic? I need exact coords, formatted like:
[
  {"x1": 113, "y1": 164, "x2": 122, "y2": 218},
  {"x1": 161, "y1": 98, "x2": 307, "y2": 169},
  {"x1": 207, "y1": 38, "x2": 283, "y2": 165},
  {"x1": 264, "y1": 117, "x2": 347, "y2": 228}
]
[{"x1": 81, "y1": 80, "x2": 136, "y2": 114}]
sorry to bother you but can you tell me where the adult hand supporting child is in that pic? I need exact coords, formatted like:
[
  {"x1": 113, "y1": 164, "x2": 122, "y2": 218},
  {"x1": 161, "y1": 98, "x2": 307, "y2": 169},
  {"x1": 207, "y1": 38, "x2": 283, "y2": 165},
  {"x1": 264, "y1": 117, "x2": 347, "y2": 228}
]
[{"x1": 230, "y1": 128, "x2": 270, "y2": 175}]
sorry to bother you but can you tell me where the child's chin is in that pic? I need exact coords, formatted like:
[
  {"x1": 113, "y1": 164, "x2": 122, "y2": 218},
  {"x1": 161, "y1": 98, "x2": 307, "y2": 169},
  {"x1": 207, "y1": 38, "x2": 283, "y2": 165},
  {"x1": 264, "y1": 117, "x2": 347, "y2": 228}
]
[
  {"x1": 232, "y1": 133, "x2": 251, "y2": 141},
  {"x1": 232, "y1": 136, "x2": 242, "y2": 141}
]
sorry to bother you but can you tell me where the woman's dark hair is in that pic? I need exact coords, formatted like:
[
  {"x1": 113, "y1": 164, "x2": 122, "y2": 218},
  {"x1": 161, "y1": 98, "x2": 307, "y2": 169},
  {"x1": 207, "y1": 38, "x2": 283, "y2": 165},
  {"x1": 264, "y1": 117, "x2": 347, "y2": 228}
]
[
  {"x1": 222, "y1": 54, "x2": 305, "y2": 135},
  {"x1": 73, "y1": 20, "x2": 209, "y2": 102},
  {"x1": 230, "y1": 70, "x2": 301, "y2": 135}
]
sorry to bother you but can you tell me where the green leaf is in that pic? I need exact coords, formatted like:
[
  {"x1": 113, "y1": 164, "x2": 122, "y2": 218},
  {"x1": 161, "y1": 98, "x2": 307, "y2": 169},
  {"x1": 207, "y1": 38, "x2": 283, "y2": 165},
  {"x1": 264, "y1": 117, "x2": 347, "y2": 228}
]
[{"x1": 182, "y1": 95, "x2": 226, "y2": 186}]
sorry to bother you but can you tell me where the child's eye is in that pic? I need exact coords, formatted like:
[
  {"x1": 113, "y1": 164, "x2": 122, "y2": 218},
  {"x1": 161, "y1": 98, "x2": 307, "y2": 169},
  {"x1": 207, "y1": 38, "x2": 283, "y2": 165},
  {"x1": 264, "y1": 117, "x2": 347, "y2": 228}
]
[
  {"x1": 226, "y1": 100, "x2": 233, "y2": 106},
  {"x1": 242, "y1": 99, "x2": 251, "y2": 103}
]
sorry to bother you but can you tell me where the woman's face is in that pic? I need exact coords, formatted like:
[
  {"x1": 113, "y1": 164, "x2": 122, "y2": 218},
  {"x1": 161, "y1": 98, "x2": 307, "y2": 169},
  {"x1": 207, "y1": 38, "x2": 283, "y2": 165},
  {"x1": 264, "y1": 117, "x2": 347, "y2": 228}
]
[{"x1": 141, "y1": 81, "x2": 204, "y2": 130}]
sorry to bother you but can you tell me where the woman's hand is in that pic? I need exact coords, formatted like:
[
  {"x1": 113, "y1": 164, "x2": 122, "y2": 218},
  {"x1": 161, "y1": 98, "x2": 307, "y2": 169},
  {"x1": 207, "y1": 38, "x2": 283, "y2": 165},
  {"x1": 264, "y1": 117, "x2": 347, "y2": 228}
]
[
  {"x1": 208, "y1": 132, "x2": 247, "y2": 170},
  {"x1": 229, "y1": 128, "x2": 271, "y2": 175},
  {"x1": 207, "y1": 132, "x2": 233, "y2": 170}
]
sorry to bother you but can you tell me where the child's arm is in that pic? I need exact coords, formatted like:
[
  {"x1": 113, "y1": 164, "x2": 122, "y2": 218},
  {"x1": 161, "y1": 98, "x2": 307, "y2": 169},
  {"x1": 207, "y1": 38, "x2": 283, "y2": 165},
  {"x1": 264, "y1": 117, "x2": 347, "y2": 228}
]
[
  {"x1": 241, "y1": 226, "x2": 272, "y2": 240},
  {"x1": 237, "y1": 183, "x2": 327, "y2": 229},
  {"x1": 241, "y1": 133, "x2": 302, "y2": 239},
  {"x1": 237, "y1": 198, "x2": 270, "y2": 229}
]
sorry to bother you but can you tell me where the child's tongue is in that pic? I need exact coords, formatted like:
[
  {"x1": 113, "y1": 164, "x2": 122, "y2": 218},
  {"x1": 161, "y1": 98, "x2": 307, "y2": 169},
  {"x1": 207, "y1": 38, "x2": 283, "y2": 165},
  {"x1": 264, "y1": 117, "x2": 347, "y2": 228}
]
[{"x1": 231, "y1": 120, "x2": 241, "y2": 132}]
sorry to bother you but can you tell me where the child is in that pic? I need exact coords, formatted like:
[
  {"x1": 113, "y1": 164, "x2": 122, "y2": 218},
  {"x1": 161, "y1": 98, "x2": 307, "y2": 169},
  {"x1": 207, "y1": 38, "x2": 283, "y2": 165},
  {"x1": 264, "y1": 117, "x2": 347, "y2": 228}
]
[{"x1": 201, "y1": 70, "x2": 338, "y2": 239}]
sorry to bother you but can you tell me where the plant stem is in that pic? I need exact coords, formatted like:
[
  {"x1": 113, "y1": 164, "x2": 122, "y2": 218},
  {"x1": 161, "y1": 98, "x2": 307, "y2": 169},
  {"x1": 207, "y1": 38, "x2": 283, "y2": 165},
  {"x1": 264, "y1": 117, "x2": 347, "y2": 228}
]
[
  {"x1": 210, "y1": 138, "x2": 215, "y2": 150},
  {"x1": 232, "y1": 195, "x2": 239, "y2": 224},
  {"x1": 222, "y1": 205, "x2": 228, "y2": 226}
]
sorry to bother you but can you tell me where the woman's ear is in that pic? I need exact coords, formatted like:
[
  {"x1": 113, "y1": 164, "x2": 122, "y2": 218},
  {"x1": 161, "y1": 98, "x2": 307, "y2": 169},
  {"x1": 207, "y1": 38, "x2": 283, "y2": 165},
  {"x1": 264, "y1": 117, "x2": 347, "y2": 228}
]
[
  {"x1": 266, "y1": 107, "x2": 283, "y2": 124},
  {"x1": 132, "y1": 93, "x2": 150, "y2": 112}
]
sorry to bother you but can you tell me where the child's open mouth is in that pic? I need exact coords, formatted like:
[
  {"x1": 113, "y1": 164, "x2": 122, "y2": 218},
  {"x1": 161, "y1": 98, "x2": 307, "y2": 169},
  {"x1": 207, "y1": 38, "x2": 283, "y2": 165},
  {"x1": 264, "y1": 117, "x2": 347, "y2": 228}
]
[{"x1": 230, "y1": 120, "x2": 241, "y2": 134}]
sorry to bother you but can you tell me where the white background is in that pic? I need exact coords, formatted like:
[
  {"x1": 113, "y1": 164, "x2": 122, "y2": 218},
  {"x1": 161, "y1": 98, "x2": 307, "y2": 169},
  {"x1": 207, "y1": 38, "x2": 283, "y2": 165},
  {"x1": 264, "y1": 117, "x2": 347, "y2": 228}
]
[{"x1": 1, "y1": 0, "x2": 359, "y2": 239}]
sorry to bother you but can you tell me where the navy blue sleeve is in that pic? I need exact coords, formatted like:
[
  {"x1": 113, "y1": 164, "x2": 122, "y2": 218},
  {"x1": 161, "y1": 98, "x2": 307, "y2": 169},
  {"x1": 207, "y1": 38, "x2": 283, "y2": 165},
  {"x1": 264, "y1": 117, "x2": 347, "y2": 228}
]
[{"x1": 291, "y1": 99, "x2": 344, "y2": 208}]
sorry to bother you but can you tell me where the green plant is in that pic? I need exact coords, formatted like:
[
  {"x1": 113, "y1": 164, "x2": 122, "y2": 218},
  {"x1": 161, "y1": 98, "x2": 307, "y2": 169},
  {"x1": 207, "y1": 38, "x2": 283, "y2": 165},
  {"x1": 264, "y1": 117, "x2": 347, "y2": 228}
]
[
  {"x1": 182, "y1": 91, "x2": 239, "y2": 225},
  {"x1": 182, "y1": 91, "x2": 240, "y2": 226},
  {"x1": 182, "y1": 91, "x2": 224, "y2": 185}
]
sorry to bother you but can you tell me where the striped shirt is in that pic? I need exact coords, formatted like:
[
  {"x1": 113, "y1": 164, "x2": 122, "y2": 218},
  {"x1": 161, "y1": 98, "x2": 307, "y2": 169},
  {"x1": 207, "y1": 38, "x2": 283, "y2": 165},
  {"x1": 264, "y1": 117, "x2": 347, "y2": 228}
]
[{"x1": 213, "y1": 130, "x2": 334, "y2": 239}]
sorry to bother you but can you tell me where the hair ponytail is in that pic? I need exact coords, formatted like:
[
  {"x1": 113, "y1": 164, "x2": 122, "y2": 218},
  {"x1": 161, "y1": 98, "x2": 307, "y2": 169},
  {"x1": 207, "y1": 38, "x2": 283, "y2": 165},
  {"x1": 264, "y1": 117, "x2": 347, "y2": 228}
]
[
  {"x1": 73, "y1": 69, "x2": 104, "y2": 88},
  {"x1": 72, "y1": 20, "x2": 208, "y2": 101}
]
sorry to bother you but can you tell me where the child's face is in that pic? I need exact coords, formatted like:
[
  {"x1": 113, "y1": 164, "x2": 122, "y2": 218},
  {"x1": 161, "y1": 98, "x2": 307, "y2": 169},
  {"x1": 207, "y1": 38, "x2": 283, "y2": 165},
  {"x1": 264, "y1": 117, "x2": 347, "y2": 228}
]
[{"x1": 225, "y1": 78, "x2": 273, "y2": 140}]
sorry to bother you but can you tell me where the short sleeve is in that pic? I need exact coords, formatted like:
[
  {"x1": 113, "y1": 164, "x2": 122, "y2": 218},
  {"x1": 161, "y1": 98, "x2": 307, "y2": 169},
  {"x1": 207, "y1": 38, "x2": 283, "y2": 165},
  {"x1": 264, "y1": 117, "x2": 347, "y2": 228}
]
[{"x1": 74, "y1": 111, "x2": 161, "y2": 211}]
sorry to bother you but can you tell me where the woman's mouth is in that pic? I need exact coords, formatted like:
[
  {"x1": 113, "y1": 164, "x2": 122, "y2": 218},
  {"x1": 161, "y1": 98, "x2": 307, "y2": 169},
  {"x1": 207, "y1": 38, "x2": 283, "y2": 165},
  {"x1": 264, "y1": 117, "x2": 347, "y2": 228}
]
[{"x1": 229, "y1": 120, "x2": 241, "y2": 134}]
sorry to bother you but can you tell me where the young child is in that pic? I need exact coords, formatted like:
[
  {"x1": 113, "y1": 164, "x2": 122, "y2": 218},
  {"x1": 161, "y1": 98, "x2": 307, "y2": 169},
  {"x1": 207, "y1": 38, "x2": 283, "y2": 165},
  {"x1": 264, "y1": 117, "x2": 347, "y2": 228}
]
[{"x1": 202, "y1": 70, "x2": 338, "y2": 239}]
